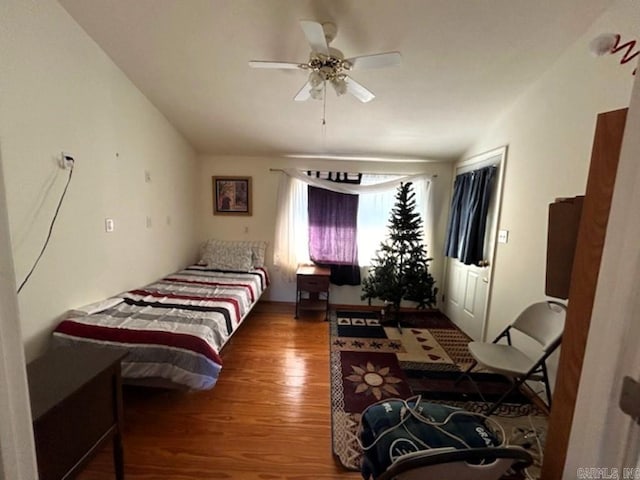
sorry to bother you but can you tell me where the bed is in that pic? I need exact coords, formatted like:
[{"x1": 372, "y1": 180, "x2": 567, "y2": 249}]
[{"x1": 52, "y1": 239, "x2": 269, "y2": 390}]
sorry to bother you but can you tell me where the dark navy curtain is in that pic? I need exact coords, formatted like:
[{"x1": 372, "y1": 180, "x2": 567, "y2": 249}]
[
  {"x1": 444, "y1": 166, "x2": 497, "y2": 265},
  {"x1": 307, "y1": 172, "x2": 361, "y2": 285}
]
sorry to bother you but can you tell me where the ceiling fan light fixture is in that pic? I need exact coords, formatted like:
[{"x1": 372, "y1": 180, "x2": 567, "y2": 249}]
[
  {"x1": 332, "y1": 78, "x2": 347, "y2": 96},
  {"x1": 309, "y1": 87, "x2": 324, "y2": 100},
  {"x1": 309, "y1": 71, "x2": 324, "y2": 87}
]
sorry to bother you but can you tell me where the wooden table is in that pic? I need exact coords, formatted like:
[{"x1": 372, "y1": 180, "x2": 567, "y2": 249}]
[
  {"x1": 295, "y1": 264, "x2": 331, "y2": 320},
  {"x1": 27, "y1": 345, "x2": 126, "y2": 480}
]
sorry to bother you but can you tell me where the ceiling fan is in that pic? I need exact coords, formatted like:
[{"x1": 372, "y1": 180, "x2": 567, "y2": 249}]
[{"x1": 249, "y1": 21, "x2": 401, "y2": 103}]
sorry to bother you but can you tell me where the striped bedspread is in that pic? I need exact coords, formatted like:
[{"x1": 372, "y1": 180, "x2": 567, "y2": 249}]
[{"x1": 52, "y1": 266, "x2": 269, "y2": 390}]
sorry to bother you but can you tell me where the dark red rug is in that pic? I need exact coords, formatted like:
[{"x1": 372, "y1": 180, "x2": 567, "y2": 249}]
[{"x1": 330, "y1": 310, "x2": 545, "y2": 475}]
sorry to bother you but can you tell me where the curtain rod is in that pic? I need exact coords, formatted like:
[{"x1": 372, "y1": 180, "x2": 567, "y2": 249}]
[{"x1": 269, "y1": 168, "x2": 438, "y2": 178}]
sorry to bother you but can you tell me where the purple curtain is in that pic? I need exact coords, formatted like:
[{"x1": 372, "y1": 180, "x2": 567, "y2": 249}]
[{"x1": 307, "y1": 174, "x2": 361, "y2": 285}]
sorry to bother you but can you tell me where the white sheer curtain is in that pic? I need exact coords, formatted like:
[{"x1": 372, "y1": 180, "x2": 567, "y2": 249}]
[
  {"x1": 273, "y1": 170, "x2": 434, "y2": 278},
  {"x1": 273, "y1": 174, "x2": 310, "y2": 279}
]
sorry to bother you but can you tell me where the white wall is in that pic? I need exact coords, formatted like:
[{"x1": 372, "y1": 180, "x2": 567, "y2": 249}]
[
  {"x1": 0, "y1": 161, "x2": 38, "y2": 480},
  {"x1": 463, "y1": 0, "x2": 638, "y2": 386},
  {"x1": 197, "y1": 155, "x2": 453, "y2": 307},
  {"x1": 0, "y1": 0, "x2": 200, "y2": 360}
]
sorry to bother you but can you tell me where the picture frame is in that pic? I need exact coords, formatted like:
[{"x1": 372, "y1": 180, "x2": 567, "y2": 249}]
[{"x1": 212, "y1": 176, "x2": 252, "y2": 216}]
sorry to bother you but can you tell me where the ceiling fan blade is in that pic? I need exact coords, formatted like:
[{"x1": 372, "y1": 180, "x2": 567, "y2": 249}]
[
  {"x1": 294, "y1": 80, "x2": 313, "y2": 101},
  {"x1": 248, "y1": 60, "x2": 303, "y2": 69},
  {"x1": 300, "y1": 21, "x2": 329, "y2": 55},
  {"x1": 346, "y1": 52, "x2": 402, "y2": 70},
  {"x1": 345, "y1": 77, "x2": 375, "y2": 103}
]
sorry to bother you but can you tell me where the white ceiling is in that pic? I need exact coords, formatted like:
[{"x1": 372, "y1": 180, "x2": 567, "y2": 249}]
[{"x1": 58, "y1": 0, "x2": 614, "y2": 161}]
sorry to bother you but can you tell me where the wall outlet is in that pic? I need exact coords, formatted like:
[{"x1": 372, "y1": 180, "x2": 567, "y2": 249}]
[
  {"x1": 498, "y1": 229, "x2": 509, "y2": 244},
  {"x1": 60, "y1": 152, "x2": 75, "y2": 169}
]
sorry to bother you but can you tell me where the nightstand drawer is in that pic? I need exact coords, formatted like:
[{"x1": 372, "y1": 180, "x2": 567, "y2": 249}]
[
  {"x1": 295, "y1": 264, "x2": 331, "y2": 320},
  {"x1": 297, "y1": 275, "x2": 330, "y2": 292}
]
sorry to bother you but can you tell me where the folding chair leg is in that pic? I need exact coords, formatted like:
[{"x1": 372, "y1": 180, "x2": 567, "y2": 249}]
[
  {"x1": 452, "y1": 361, "x2": 489, "y2": 403},
  {"x1": 485, "y1": 376, "x2": 528, "y2": 417},
  {"x1": 454, "y1": 361, "x2": 477, "y2": 386},
  {"x1": 541, "y1": 363, "x2": 552, "y2": 408}
]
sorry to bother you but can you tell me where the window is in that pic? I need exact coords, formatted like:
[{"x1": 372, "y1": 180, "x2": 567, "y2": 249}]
[
  {"x1": 273, "y1": 171, "x2": 432, "y2": 278},
  {"x1": 357, "y1": 175, "x2": 429, "y2": 266}
]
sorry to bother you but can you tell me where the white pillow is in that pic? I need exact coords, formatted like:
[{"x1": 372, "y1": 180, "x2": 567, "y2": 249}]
[
  {"x1": 246, "y1": 240, "x2": 267, "y2": 268},
  {"x1": 202, "y1": 243, "x2": 253, "y2": 271},
  {"x1": 199, "y1": 239, "x2": 216, "y2": 265},
  {"x1": 199, "y1": 239, "x2": 267, "y2": 268}
]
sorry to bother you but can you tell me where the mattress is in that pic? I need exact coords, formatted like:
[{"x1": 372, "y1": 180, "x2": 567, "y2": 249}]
[{"x1": 52, "y1": 266, "x2": 269, "y2": 390}]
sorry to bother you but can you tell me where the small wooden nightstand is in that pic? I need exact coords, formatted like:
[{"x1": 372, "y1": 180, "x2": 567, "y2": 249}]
[{"x1": 295, "y1": 264, "x2": 331, "y2": 320}]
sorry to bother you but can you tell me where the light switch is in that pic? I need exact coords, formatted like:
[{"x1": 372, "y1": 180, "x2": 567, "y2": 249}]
[{"x1": 105, "y1": 218, "x2": 115, "y2": 233}]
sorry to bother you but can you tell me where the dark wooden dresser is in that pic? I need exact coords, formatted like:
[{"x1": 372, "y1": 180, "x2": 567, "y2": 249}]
[{"x1": 27, "y1": 345, "x2": 126, "y2": 480}]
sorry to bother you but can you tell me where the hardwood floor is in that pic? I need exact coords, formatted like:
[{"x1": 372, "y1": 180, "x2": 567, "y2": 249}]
[{"x1": 77, "y1": 302, "x2": 362, "y2": 480}]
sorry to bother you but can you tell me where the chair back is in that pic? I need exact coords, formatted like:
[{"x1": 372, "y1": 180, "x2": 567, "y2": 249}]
[
  {"x1": 511, "y1": 301, "x2": 566, "y2": 351},
  {"x1": 378, "y1": 446, "x2": 533, "y2": 480}
]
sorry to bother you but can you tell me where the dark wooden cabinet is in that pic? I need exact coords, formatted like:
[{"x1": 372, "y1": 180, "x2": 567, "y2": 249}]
[
  {"x1": 295, "y1": 264, "x2": 331, "y2": 319},
  {"x1": 27, "y1": 346, "x2": 126, "y2": 480},
  {"x1": 546, "y1": 196, "x2": 584, "y2": 299}
]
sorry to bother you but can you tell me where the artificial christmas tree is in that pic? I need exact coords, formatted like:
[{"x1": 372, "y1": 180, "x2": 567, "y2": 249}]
[{"x1": 361, "y1": 182, "x2": 437, "y2": 321}]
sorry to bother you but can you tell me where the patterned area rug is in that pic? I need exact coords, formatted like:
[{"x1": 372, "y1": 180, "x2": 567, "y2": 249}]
[{"x1": 330, "y1": 310, "x2": 546, "y2": 476}]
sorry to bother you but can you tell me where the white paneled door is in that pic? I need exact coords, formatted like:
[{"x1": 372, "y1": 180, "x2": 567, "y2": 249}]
[
  {"x1": 445, "y1": 260, "x2": 489, "y2": 340},
  {"x1": 443, "y1": 146, "x2": 506, "y2": 341}
]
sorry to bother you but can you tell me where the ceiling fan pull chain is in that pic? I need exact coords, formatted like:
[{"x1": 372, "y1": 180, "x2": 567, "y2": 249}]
[
  {"x1": 322, "y1": 82, "x2": 327, "y2": 126},
  {"x1": 321, "y1": 83, "x2": 328, "y2": 149}
]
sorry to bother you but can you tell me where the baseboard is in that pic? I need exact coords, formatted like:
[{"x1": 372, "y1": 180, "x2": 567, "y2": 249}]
[{"x1": 255, "y1": 300, "x2": 443, "y2": 315}]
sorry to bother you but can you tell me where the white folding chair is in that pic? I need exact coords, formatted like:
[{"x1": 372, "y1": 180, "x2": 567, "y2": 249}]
[
  {"x1": 376, "y1": 446, "x2": 533, "y2": 480},
  {"x1": 458, "y1": 300, "x2": 567, "y2": 416}
]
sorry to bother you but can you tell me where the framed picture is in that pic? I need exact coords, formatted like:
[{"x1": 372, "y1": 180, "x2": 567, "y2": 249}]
[{"x1": 213, "y1": 176, "x2": 252, "y2": 216}]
